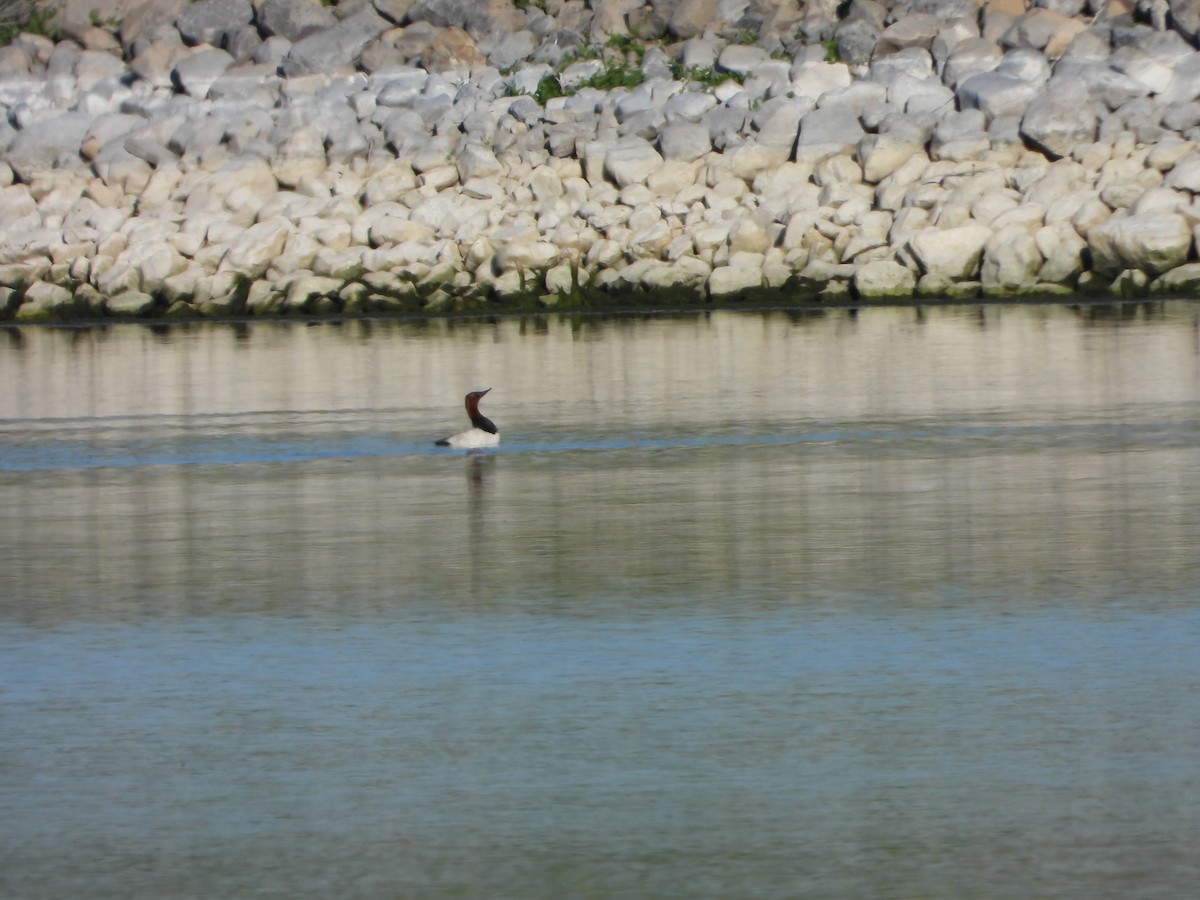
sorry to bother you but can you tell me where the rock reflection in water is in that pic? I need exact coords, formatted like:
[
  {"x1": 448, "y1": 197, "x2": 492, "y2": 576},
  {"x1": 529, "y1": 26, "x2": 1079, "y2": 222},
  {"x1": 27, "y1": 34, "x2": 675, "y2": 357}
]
[{"x1": 2, "y1": 303, "x2": 1199, "y2": 898}]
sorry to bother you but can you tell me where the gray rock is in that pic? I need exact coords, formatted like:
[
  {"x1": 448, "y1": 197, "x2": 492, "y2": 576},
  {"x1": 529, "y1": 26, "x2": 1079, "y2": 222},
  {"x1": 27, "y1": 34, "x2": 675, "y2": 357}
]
[
  {"x1": 662, "y1": 91, "x2": 718, "y2": 122},
  {"x1": 123, "y1": 134, "x2": 177, "y2": 167},
  {"x1": 256, "y1": 0, "x2": 338, "y2": 42},
  {"x1": 1160, "y1": 53, "x2": 1200, "y2": 105},
  {"x1": 1110, "y1": 45, "x2": 1175, "y2": 94},
  {"x1": 795, "y1": 104, "x2": 865, "y2": 157},
  {"x1": 1000, "y1": 8, "x2": 1073, "y2": 51},
  {"x1": 1036, "y1": 0, "x2": 1086, "y2": 14},
  {"x1": 658, "y1": 122, "x2": 712, "y2": 161},
  {"x1": 376, "y1": 69, "x2": 427, "y2": 106},
  {"x1": 702, "y1": 106, "x2": 750, "y2": 150},
  {"x1": 172, "y1": 48, "x2": 235, "y2": 98},
  {"x1": 0, "y1": 185, "x2": 39, "y2": 232},
  {"x1": 7, "y1": 112, "x2": 91, "y2": 179},
  {"x1": 208, "y1": 62, "x2": 279, "y2": 101},
  {"x1": 942, "y1": 37, "x2": 1004, "y2": 89},
  {"x1": 1170, "y1": 0, "x2": 1200, "y2": 44},
  {"x1": 835, "y1": 18, "x2": 881, "y2": 66},
  {"x1": 604, "y1": 138, "x2": 664, "y2": 187},
  {"x1": 876, "y1": 13, "x2": 941, "y2": 53},
  {"x1": 407, "y1": 0, "x2": 493, "y2": 36},
  {"x1": 816, "y1": 80, "x2": 887, "y2": 113},
  {"x1": 1052, "y1": 61, "x2": 1150, "y2": 110},
  {"x1": 176, "y1": 0, "x2": 254, "y2": 47},
  {"x1": 751, "y1": 98, "x2": 811, "y2": 151},
  {"x1": 957, "y1": 71, "x2": 1042, "y2": 121},
  {"x1": 1020, "y1": 79, "x2": 1097, "y2": 158},
  {"x1": 1060, "y1": 27, "x2": 1110, "y2": 63},
  {"x1": 717, "y1": 45, "x2": 769, "y2": 76},
  {"x1": 858, "y1": 133, "x2": 921, "y2": 182},
  {"x1": 129, "y1": 37, "x2": 189, "y2": 87},
  {"x1": 281, "y1": 7, "x2": 391, "y2": 76},
  {"x1": 225, "y1": 25, "x2": 263, "y2": 62},
  {"x1": 868, "y1": 47, "x2": 934, "y2": 85},
  {"x1": 254, "y1": 35, "x2": 292, "y2": 66},
  {"x1": 994, "y1": 49, "x2": 1051, "y2": 85}
]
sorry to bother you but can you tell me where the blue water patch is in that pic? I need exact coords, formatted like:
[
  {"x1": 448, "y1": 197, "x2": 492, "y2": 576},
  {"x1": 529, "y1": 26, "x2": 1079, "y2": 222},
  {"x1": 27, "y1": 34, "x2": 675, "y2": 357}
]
[{"x1": 1, "y1": 416, "x2": 1198, "y2": 473}]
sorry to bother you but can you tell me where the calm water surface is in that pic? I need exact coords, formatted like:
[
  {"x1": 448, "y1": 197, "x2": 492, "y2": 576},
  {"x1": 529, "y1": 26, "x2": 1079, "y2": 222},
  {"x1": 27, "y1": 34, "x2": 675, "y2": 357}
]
[{"x1": 2, "y1": 304, "x2": 1199, "y2": 898}]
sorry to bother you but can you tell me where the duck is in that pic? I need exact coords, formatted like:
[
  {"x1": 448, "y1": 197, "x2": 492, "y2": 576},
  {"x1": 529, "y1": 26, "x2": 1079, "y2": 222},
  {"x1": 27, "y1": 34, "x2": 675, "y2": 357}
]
[{"x1": 435, "y1": 388, "x2": 500, "y2": 448}]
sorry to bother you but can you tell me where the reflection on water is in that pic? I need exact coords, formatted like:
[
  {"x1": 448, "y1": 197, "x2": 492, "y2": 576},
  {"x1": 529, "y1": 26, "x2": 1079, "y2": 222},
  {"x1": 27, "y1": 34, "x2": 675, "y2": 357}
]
[{"x1": 2, "y1": 303, "x2": 1200, "y2": 897}]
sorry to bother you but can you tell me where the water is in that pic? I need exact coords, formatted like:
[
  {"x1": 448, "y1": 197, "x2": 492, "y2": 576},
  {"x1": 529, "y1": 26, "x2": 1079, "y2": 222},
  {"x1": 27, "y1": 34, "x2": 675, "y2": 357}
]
[{"x1": 2, "y1": 304, "x2": 1199, "y2": 898}]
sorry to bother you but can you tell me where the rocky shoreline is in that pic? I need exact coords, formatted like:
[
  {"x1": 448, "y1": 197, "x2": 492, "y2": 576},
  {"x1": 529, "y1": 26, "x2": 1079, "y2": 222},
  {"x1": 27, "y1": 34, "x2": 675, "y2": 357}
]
[{"x1": 1, "y1": 0, "x2": 1200, "y2": 322}]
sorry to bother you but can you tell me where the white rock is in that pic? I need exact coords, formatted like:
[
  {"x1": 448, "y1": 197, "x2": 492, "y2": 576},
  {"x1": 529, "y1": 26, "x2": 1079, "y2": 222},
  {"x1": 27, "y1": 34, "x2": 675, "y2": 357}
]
[
  {"x1": 906, "y1": 223, "x2": 993, "y2": 281},
  {"x1": 494, "y1": 241, "x2": 560, "y2": 272},
  {"x1": 1086, "y1": 213, "x2": 1195, "y2": 277},
  {"x1": 728, "y1": 218, "x2": 770, "y2": 254},
  {"x1": 106, "y1": 290, "x2": 157, "y2": 316},
  {"x1": 852, "y1": 259, "x2": 916, "y2": 299},
  {"x1": 16, "y1": 281, "x2": 75, "y2": 320},
  {"x1": 285, "y1": 274, "x2": 343, "y2": 309},
  {"x1": 220, "y1": 216, "x2": 293, "y2": 278},
  {"x1": 456, "y1": 144, "x2": 504, "y2": 181},
  {"x1": 857, "y1": 134, "x2": 920, "y2": 184},
  {"x1": 707, "y1": 265, "x2": 763, "y2": 296},
  {"x1": 604, "y1": 139, "x2": 665, "y2": 188},
  {"x1": 1035, "y1": 223, "x2": 1087, "y2": 284},
  {"x1": 790, "y1": 61, "x2": 852, "y2": 99},
  {"x1": 1165, "y1": 154, "x2": 1200, "y2": 192},
  {"x1": 641, "y1": 256, "x2": 711, "y2": 290},
  {"x1": 1152, "y1": 262, "x2": 1200, "y2": 294},
  {"x1": 171, "y1": 47, "x2": 235, "y2": 99},
  {"x1": 981, "y1": 225, "x2": 1043, "y2": 292}
]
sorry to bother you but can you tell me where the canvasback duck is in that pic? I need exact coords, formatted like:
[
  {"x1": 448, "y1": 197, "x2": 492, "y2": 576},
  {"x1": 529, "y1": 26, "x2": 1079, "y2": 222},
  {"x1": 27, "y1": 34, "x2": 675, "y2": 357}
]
[{"x1": 435, "y1": 388, "x2": 499, "y2": 448}]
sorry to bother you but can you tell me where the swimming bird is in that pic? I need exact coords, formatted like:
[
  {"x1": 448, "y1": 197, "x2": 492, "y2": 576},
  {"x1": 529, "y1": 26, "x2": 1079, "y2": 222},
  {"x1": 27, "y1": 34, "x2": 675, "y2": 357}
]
[{"x1": 435, "y1": 388, "x2": 499, "y2": 448}]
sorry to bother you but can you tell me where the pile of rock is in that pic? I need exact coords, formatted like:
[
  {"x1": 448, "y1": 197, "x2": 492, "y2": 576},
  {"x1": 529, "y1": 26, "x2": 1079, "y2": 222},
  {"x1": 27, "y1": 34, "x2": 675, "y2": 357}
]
[{"x1": 2, "y1": 0, "x2": 1200, "y2": 321}]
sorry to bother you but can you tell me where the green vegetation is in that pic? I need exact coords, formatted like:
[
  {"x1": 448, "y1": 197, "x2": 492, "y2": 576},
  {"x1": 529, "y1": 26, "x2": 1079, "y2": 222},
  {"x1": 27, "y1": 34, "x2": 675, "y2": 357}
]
[
  {"x1": 512, "y1": 31, "x2": 752, "y2": 106},
  {"x1": 794, "y1": 27, "x2": 842, "y2": 63},
  {"x1": 668, "y1": 60, "x2": 741, "y2": 89},
  {"x1": 0, "y1": 0, "x2": 59, "y2": 46}
]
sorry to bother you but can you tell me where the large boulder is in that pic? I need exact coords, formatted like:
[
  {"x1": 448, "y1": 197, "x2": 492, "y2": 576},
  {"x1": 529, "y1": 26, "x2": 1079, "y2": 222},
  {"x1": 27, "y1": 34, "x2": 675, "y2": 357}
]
[
  {"x1": 603, "y1": 139, "x2": 664, "y2": 188},
  {"x1": 956, "y1": 71, "x2": 1042, "y2": 121},
  {"x1": 220, "y1": 216, "x2": 294, "y2": 278},
  {"x1": 6, "y1": 113, "x2": 91, "y2": 180},
  {"x1": 1020, "y1": 79, "x2": 1096, "y2": 159},
  {"x1": 794, "y1": 105, "x2": 864, "y2": 159},
  {"x1": 1170, "y1": 0, "x2": 1200, "y2": 44},
  {"x1": 1086, "y1": 213, "x2": 1195, "y2": 278},
  {"x1": 852, "y1": 259, "x2": 916, "y2": 299},
  {"x1": 171, "y1": 47, "x2": 234, "y2": 98},
  {"x1": 256, "y1": 0, "x2": 337, "y2": 41},
  {"x1": 15, "y1": 281, "x2": 78, "y2": 321},
  {"x1": 981, "y1": 225, "x2": 1043, "y2": 292},
  {"x1": 707, "y1": 264, "x2": 763, "y2": 296},
  {"x1": 280, "y1": 6, "x2": 391, "y2": 76},
  {"x1": 907, "y1": 223, "x2": 992, "y2": 281},
  {"x1": 176, "y1": 0, "x2": 253, "y2": 46}
]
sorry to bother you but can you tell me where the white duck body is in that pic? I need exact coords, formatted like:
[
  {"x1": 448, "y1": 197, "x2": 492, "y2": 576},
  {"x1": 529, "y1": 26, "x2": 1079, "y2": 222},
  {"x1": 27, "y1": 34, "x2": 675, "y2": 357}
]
[
  {"x1": 436, "y1": 389, "x2": 500, "y2": 448},
  {"x1": 438, "y1": 427, "x2": 500, "y2": 448}
]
